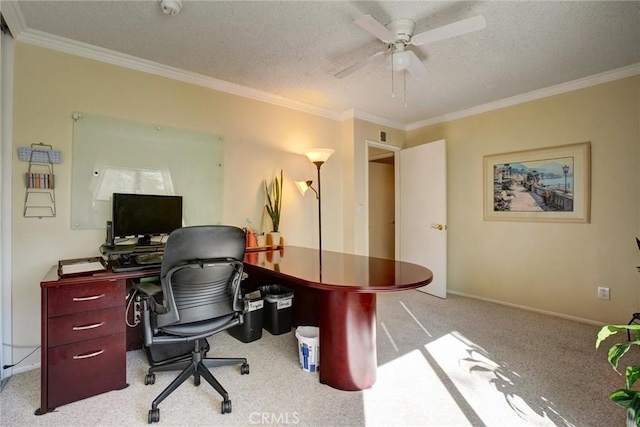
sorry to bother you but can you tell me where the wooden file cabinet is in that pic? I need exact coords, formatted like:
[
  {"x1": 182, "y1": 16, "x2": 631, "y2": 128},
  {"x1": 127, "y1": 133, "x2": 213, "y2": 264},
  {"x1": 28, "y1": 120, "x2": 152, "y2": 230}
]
[{"x1": 38, "y1": 268, "x2": 128, "y2": 415}]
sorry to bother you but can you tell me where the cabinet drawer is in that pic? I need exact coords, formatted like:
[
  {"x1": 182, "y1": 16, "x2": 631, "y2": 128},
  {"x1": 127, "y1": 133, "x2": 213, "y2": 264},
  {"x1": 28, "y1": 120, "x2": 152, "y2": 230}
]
[
  {"x1": 48, "y1": 334, "x2": 126, "y2": 409},
  {"x1": 48, "y1": 306, "x2": 125, "y2": 347},
  {"x1": 48, "y1": 280, "x2": 124, "y2": 317}
]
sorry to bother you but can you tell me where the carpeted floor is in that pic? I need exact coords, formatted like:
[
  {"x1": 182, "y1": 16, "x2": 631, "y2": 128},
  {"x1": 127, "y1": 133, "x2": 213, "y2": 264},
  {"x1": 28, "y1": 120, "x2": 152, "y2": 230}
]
[{"x1": 0, "y1": 291, "x2": 632, "y2": 426}]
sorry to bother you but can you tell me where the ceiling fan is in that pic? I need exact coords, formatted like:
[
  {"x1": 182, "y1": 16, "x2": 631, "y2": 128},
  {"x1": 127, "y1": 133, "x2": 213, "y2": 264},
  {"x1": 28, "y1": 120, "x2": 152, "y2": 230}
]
[{"x1": 335, "y1": 14, "x2": 487, "y2": 80}]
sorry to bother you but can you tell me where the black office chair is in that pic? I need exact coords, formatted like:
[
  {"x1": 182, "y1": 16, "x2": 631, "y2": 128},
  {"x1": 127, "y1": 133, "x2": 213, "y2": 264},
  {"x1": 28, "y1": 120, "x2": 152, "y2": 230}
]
[{"x1": 135, "y1": 225, "x2": 250, "y2": 424}]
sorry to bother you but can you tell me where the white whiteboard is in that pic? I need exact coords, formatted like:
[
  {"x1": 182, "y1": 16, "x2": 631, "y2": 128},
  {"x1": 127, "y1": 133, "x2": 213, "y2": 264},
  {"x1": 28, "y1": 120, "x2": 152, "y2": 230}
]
[{"x1": 71, "y1": 113, "x2": 224, "y2": 229}]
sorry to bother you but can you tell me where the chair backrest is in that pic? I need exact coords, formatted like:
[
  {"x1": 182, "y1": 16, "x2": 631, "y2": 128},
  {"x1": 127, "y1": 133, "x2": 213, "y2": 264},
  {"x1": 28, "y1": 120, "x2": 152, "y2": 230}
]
[{"x1": 155, "y1": 225, "x2": 246, "y2": 329}]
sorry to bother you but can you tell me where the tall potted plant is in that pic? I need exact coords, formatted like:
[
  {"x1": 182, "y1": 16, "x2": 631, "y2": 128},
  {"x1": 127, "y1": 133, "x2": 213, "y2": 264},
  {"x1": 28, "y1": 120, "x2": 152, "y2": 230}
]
[
  {"x1": 596, "y1": 324, "x2": 640, "y2": 427},
  {"x1": 264, "y1": 169, "x2": 283, "y2": 247}
]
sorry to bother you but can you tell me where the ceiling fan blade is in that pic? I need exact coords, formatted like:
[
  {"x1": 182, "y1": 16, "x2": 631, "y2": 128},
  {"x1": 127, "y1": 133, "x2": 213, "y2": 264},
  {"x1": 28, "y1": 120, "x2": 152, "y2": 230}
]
[
  {"x1": 334, "y1": 49, "x2": 389, "y2": 79},
  {"x1": 411, "y1": 15, "x2": 486, "y2": 46},
  {"x1": 353, "y1": 15, "x2": 394, "y2": 43},
  {"x1": 405, "y1": 50, "x2": 430, "y2": 80}
]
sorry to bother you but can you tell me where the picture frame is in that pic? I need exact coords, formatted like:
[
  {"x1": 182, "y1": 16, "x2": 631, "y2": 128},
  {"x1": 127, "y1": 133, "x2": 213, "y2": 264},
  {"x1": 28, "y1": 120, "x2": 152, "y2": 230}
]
[{"x1": 483, "y1": 142, "x2": 591, "y2": 223}]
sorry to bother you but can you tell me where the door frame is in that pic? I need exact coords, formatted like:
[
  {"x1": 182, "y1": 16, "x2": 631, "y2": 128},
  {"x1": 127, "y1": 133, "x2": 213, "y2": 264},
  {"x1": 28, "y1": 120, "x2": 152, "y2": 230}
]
[
  {"x1": 365, "y1": 140, "x2": 400, "y2": 258},
  {"x1": 0, "y1": 20, "x2": 14, "y2": 380}
]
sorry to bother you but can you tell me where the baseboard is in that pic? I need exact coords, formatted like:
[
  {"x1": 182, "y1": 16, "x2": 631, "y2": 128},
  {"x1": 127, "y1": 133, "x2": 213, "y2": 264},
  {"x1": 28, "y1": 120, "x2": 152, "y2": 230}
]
[
  {"x1": 447, "y1": 290, "x2": 604, "y2": 326},
  {"x1": 9, "y1": 362, "x2": 40, "y2": 375}
]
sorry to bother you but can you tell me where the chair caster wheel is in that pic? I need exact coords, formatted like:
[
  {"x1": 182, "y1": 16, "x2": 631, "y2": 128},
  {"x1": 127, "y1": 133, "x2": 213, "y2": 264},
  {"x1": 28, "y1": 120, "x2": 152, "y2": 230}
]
[
  {"x1": 148, "y1": 408, "x2": 160, "y2": 423},
  {"x1": 144, "y1": 373, "x2": 156, "y2": 385},
  {"x1": 221, "y1": 399, "x2": 232, "y2": 414},
  {"x1": 241, "y1": 363, "x2": 250, "y2": 375},
  {"x1": 194, "y1": 374, "x2": 201, "y2": 386}
]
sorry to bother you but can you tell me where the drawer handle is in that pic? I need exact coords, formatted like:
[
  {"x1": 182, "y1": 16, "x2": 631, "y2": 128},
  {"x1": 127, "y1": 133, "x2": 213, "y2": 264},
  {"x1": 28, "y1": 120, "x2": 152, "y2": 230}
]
[
  {"x1": 72, "y1": 321, "x2": 105, "y2": 331},
  {"x1": 72, "y1": 294, "x2": 105, "y2": 302},
  {"x1": 73, "y1": 349, "x2": 105, "y2": 360}
]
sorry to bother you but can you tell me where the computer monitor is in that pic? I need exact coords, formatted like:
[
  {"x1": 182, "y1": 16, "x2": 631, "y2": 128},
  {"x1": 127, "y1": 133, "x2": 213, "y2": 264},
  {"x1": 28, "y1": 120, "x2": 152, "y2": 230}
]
[{"x1": 112, "y1": 193, "x2": 183, "y2": 246}]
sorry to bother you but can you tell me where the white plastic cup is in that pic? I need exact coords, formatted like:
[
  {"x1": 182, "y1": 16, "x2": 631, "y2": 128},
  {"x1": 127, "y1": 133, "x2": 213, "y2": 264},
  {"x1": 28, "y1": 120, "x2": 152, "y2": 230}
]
[{"x1": 295, "y1": 326, "x2": 319, "y2": 372}]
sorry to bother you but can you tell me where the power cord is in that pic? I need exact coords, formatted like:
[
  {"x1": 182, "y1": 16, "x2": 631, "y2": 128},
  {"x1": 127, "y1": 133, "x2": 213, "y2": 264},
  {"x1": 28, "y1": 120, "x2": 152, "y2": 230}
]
[
  {"x1": 125, "y1": 289, "x2": 140, "y2": 328},
  {"x1": 2, "y1": 345, "x2": 41, "y2": 370}
]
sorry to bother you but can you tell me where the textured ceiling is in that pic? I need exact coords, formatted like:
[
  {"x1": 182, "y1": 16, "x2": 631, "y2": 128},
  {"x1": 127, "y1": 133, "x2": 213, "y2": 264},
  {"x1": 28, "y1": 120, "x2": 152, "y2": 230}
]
[{"x1": 7, "y1": 1, "x2": 640, "y2": 126}]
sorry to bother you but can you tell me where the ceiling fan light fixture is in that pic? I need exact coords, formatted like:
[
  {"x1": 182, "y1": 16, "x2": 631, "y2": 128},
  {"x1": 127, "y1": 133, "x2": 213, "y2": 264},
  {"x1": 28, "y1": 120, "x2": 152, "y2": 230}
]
[{"x1": 391, "y1": 50, "x2": 411, "y2": 71}]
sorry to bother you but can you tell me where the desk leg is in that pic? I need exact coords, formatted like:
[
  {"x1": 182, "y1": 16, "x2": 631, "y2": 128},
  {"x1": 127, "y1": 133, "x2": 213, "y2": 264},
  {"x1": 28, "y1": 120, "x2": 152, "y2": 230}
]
[{"x1": 318, "y1": 291, "x2": 376, "y2": 391}]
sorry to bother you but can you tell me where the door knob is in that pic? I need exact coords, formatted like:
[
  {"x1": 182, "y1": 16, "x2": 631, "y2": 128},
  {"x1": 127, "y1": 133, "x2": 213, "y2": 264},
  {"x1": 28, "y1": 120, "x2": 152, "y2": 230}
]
[{"x1": 430, "y1": 224, "x2": 447, "y2": 231}]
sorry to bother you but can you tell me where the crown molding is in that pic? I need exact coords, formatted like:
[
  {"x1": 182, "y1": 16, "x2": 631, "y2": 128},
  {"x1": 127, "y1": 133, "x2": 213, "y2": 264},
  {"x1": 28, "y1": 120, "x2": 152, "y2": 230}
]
[
  {"x1": 340, "y1": 109, "x2": 405, "y2": 130},
  {"x1": 1, "y1": 0, "x2": 27, "y2": 37},
  {"x1": 407, "y1": 63, "x2": 640, "y2": 131},
  {"x1": 16, "y1": 28, "x2": 342, "y2": 121},
  {"x1": 10, "y1": 21, "x2": 639, "y2": 132}
]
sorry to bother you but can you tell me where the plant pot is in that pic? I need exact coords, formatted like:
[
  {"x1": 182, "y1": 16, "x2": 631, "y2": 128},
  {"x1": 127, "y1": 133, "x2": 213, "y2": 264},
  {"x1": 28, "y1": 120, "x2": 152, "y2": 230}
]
[{"x1": 268, "y1": 232, "x2": 281, "y2": 248}]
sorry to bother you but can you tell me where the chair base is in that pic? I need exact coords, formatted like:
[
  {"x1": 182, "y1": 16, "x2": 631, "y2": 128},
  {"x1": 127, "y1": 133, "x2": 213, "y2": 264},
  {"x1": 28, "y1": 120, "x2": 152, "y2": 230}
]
[
  {"x1": 144, "y1": 340, "x2": 249, "y2": 424},
  {"x1": 145, "y1": 339, "x2": 210, "y2": 367}
]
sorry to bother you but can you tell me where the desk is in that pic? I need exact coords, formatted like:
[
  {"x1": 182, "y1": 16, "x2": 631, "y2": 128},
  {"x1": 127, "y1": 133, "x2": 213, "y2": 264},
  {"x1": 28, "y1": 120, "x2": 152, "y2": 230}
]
[
  {"x1": 38, "y1": 246, "x2": 432, "y2": 414},
  {"x1": 242, "y1": 246, "x2": 433, "y2": 391}
]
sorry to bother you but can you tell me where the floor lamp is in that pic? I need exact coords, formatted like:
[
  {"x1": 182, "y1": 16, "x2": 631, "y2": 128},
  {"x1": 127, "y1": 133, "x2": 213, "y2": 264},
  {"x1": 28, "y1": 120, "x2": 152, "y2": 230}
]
[{"x1": 298, "y1": 148, "x2": 334, "y2": 255}]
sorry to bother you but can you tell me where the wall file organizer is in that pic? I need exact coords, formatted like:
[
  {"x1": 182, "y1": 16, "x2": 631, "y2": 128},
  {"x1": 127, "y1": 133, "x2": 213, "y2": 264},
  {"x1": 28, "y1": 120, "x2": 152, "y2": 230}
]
[{"x1": 22, "y1": 142, "x2": 58, "y2": 218}]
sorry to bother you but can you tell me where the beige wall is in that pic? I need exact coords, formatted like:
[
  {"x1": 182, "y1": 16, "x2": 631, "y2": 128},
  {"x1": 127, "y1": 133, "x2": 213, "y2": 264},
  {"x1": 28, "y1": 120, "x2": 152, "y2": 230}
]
[
  {"x1": 8, "y1": 42, "x2": 639, "y2": 370},
  {"x1": 10, "y1": 43, "x2": 346, "y2": 367},
  {"x1": 407, "y1": 76, "x2": 640, "y2": 324},
  {"x1": 340, "y1": 117, "x2": 355, "y2": 254}
]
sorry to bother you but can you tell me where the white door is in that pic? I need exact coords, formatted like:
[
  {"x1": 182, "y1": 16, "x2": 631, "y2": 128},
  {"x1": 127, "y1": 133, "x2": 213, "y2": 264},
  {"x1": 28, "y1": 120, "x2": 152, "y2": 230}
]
[{"x1": 399, "y1": 140, "x2": 447, "y2": 298}]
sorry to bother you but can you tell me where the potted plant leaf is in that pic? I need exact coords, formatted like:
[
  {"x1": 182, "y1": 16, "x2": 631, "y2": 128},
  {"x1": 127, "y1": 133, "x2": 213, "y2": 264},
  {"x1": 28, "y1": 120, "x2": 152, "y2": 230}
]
[
  {"x1": 264, "y1": 169, "x2": 283, "y2": 247},
  {"x1": 596, "y1": 324, "x2": 640, "y2": 426}
]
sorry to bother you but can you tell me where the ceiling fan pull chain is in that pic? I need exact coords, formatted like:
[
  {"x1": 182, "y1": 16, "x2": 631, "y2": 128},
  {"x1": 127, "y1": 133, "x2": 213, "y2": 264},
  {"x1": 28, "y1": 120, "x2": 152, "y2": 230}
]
[
  {"x1": 404, "y1": 70, "x2": 408, "y2": 107},
  {"x1": 390, "y1": 51, "x2": 395, "y2": 98}
]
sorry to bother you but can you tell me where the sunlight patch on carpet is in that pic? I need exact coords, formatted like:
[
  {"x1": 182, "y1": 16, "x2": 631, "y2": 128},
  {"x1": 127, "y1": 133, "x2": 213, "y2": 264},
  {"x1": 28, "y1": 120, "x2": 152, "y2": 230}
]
[
  {"x1": 362, "y1": 349, "x2": 471, "y2": 426},
  {"x1": 426, "y1": 332, "x2": 563, "y2": 426}
]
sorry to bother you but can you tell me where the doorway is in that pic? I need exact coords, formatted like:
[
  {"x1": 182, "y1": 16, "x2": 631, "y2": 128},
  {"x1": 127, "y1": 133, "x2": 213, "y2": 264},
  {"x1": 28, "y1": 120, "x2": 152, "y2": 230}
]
[
  {"x1": 367, "y1": 143, "x2": 397, "y2": 259},
  {"x1": 365, "y1": 139, "x2": 448, "y2": 298}
]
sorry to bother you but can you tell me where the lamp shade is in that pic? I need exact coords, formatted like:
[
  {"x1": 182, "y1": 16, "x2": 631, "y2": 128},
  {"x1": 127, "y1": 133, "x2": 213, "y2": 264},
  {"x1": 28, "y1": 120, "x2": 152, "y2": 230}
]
[
  {"x1": 295, "y1": 180, "x2": 312, "y2": 196},
  {"x1": 304, "y1": 148, "x2": 335, "y2": 164}
]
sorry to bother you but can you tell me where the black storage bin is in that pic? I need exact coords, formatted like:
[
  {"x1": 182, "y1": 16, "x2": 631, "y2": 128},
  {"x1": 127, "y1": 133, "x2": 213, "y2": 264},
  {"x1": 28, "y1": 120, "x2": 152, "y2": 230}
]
[
  {"x1": 228, "y1": 290, "x2": 264, "y2": 343},
  {"x1": 260, "y1": 284, "x2": 294, "y2": 335}
]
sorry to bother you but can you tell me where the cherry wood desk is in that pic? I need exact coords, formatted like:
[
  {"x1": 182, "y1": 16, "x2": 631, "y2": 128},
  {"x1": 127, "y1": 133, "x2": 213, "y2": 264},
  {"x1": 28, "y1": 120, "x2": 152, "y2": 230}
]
[
  {"x1": 38, "y1": 246, "x2": 432, "y2": 414},
  {"x1": 242, "y1": 246, "x2": 433, "y2": 391}
]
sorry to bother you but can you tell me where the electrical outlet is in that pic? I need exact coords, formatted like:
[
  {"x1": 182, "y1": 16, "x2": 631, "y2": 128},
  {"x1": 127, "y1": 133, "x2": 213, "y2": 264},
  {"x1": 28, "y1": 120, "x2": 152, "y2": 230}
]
[
  {"x1": 598, "y1": 287, "x2": 610, "y2": 300},
  {"x1": 134, "y1": 301, "x2": 141, "y2": 320}
]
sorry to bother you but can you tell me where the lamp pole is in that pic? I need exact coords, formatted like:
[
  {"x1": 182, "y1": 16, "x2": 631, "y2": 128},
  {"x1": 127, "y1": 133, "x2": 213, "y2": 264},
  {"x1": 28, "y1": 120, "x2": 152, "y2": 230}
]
[
  {"x1": 314, "y1": 161, "x2": 324, "y2": 254},
  {"x1": 303, "y1": 148, "x2": 334, "y2": 280},
  {"x1": 303, "y1": 148, "x2": 334, "y2": 254}
]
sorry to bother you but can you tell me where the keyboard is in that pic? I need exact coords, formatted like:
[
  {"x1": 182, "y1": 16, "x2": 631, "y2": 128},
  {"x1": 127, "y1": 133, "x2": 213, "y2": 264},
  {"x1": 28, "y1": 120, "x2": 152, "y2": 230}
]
[
  {"x1": 136, "y1": 252, "x2": 163, "y2": 265},
  {"x1": 111, "y1": 253, "x2": 162, "y2": 272}
]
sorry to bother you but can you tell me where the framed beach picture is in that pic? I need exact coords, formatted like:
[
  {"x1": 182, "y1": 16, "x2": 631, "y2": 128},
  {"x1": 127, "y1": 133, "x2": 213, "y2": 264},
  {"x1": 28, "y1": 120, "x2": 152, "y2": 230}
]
[{"x1": 483, "y1": 142, "x2": 591, "y2": 223}]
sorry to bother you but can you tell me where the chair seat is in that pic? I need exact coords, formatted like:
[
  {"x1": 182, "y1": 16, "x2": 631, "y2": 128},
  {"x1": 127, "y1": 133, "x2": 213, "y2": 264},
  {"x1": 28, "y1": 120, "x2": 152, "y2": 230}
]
[{"x1": 160, "y1": 313, "x2": 236, "y2": 336}]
